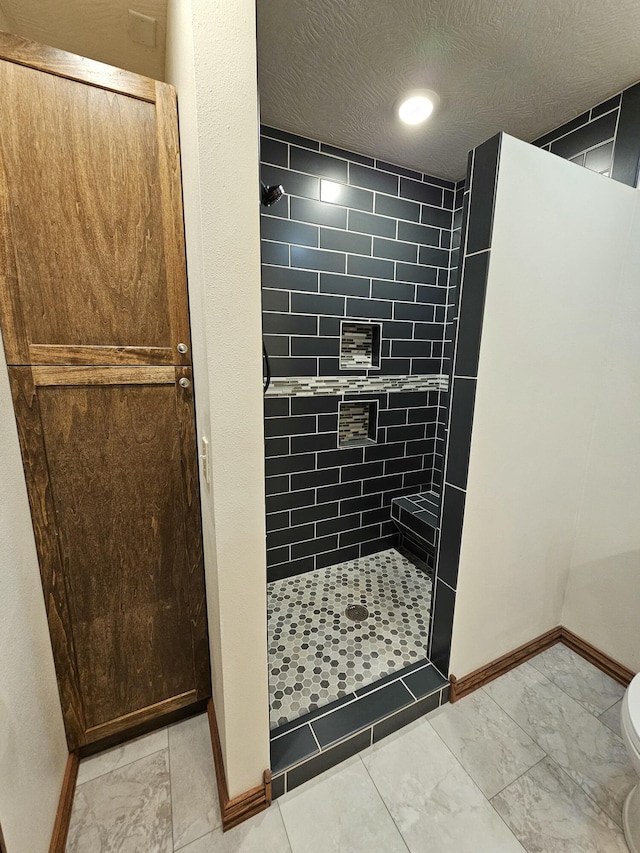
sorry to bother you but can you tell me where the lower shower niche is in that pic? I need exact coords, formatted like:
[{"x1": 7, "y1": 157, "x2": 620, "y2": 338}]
[
  {"x1": 338, "y1": 400, "x2": 377, "y2": 447},
  {"x1": 268, "y1": 548, "x2": 433, "y2": 730}
]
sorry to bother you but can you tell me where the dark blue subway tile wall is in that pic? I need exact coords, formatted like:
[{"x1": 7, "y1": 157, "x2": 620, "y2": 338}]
[
  {"x1": 429, "y1": 134, "x2": 502, "y2": 678},
  {"x1": 530, "y1": 88, "x2": 632, "y2": 183},
  {"x1": 422, "y1": 82, "x2": 640, "y2": 681},
  {"x1": 264, "y1": 391, "x2": 446, "y2": 580},
  {"x1": 531, "y1": 97, "x2": 619, "y2": 164},
  {"x1": 261, "y1": 126, "x2": 455, "y2": 581},
  {"x1": 610, "y1": 82, "x2": 640, "y2": 186}
]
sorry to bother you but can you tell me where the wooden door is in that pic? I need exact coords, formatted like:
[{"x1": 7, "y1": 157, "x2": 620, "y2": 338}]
[{"x1": 0, "y1": 34, "x2": 210, "y2": 750}]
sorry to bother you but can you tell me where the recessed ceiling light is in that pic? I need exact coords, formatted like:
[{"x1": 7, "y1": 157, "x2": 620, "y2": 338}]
[{"x1": 397, "y1": 90, "x2": 440, "y2": 125}]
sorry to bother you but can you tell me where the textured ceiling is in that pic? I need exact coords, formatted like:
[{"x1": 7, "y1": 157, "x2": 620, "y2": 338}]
[
  {"x1": 257, "y1": 0, "x2": 640, "y2": 180},
  {"x1": 0, "y1": 0, "x2": 167, "y2": 79}
]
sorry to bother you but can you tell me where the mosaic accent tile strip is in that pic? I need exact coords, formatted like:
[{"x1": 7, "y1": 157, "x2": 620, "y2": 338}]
[
  {"x1": 267, "y1": 548, "x2": 432, "y2": 729},
  {"x1": 265, "y1": 373, "x2": 448, "y2": 397}
]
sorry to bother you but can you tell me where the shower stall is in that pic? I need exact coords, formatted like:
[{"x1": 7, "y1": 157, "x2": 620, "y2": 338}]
[
  {"x1": 258, "y1": 86, "x2": 632, "y2": 793},
  {"x1": 259, "y1": 127, "x2": 458, "y2": 779}
]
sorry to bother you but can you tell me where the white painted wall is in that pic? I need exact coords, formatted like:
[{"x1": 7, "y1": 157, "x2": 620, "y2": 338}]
[
  {"x1": 165, "y1": 0, "x2": 270, "y2": 798},
  {"x1": 562, "y1": 194, "x2": 640, "y2": 672},
  {"x1": 450, "y1": 135, "x2": 638, "y2": 676},
  {"x1": 0, "y1": 340, "x2": 68, "y2": 852}
]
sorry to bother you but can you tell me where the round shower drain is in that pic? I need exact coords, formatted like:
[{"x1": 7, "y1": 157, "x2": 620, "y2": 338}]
[{"x1": 345, "y1": 604, "x2": 369, "y2": 622}]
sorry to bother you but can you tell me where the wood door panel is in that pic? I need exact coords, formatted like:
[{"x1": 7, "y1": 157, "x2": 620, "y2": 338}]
[
  {"x1": 0, "y1": 32, "x2": 158, "y2": 102},
  {"x1": 28, "y1": 344, "x2": 176, "y2": 366},
  {"x1": 38, "y1": 381, "x2": 196, "y2": 729},
  {"x1": 32, "y1": 365, "x2": 175, "y2": 386},
  {"x1": 0, "y1": 61, "x2": 171, "y2": 352},
  {"x1": 175, "y1": 367, "x2": 210, "y2": 695},
  {"x1": 8, "y1": 366, "x2": 86, "y2": 746},
  {"x1": 0, "y1": 36, "x2": 210, "y2": 749}
]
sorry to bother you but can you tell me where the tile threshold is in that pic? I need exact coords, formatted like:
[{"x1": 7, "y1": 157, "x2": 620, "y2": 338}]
[
  {"x1": 270, "y1": 657, "x2": 449, "y2": 786},
  {"x1": 271, "y1": 656, "x2": 438, "y2": 741}
]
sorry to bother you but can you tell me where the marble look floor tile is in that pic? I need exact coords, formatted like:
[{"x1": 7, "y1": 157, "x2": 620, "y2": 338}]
[
  {"x1": 66, "y1": 749, "x2": 171, "y2": 853},
  {"x1": 279, "y1": 757, "x2": 407, "y2": 853},
  {"x1": 491, "y1": 756, "x2": 628, "y2": 852},
  {"x1": 361, "y1": 719, "x2": 525, "y2": 852},
  {"x1": 429, "y1": 689, "x2": 546, "y2": 797},
  {"x1": 600, "y1": 700, "x2": 623, "y2": 739},
  {"x1": 77, "y1": 728, "x2": 168, "y2": 786},
  {"x1": 176, "y1": 806, "x2": 291, "y2": 853},
  {"x1": 484, "y1": 662, "x2": 634, "y2": 826},
  {"x1": 528, "y1": 644, "x2": 625, "y2": 715},
  {"x1": 169, "y1": 713, "x2": 221, "y2": 850}
]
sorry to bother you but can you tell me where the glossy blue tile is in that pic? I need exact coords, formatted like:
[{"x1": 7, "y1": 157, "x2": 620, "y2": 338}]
[
  {"x1": 311, "y1": 680, "x2": 413, "y2": 748},
  {"x1": 270, "y1": 724, "x2": 319, "y2": 774}
]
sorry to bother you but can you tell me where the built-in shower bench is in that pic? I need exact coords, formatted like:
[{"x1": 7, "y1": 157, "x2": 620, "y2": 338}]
[{"x1": 391, "y1": 490, "x2": 441, "y2": 572}]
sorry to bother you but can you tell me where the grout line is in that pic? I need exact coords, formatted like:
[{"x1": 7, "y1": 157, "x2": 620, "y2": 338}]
[
  {"x1": 536, "y1": 107, "x2": 619, "y2": 149},
  {"x1": 173, "y1": 824, "x2": 219, "y2": 853},
  {"x1": 400, "y1": 678, "x2": 418, "y2": 701},
  {"x1": 537, "y1": 753, "x2": 625, "y2": 830},
  {"x1": 476, "y1": 664, "x2": 572, "y2": 767},
  {"x1": 308, "y1": 724, "x2": 322, "y2": 752},
  {"x1": 489, "y1": 755, "x2": 549, "y2": 801},
  {"x1": 425, "y1": 712, "x2": 530, "y2": 849},
  {"x1": 526, "y1": 649, "x2": 625, "y2": 720},
  {"x1": 359, "y1": 750, "x2": 413, "y2": 853},
  {"x1": 75, "y1": 738, "x2": 169, "y2": 787},
  {"x1": 486, "y1": 764, "x2": 549, "y2": 847},
  {"x1": 276, "y1": 796, "x2": 296, "y2": 848}
]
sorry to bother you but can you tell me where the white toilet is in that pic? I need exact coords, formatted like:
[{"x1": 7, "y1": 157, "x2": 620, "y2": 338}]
[{"x1": 622, "y1": 673, "x2": 640, "y2": 852}]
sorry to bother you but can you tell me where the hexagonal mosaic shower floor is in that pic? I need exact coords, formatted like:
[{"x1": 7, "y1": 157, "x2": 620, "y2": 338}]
[{"x1": 268, "y1": 548, "x2": 432, "y2": 729}]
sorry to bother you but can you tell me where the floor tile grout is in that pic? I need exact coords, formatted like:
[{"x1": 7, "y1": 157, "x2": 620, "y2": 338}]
[
  {"x1": 276, "y1": 799, "x2": 296, "y2": 853},
  {"x1": 357, "y1": 753, "x2": 413, "y2": 853},
  {"x1": 480, "y1": 656, "x2": 631, "y2": 832},
  {"x1": 536, "y1": 754, "x2": 625, "y2": 831},
  {"x1": 76, "y1": 740, "x2": 169, "y2": 788},
  {"x1": 488, "y1": 754, "x2": 548, "y2": 801},
  {"x1": 528, "y1": 645, "x2": 625, "y2": 720},
  {"x1": 424, "y1": 716, "x2": 528, "y2": 849},
  {"x1": 477, "y1": 683, "x2": 554, "y2": 767}
]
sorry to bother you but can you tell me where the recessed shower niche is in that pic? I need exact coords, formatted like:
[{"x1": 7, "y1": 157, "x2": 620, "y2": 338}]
[
  {"x1": 338, "y1": 400, "x2": 377, "y2": 448},
  {"x1": 339, "y1": 321, "x2": 382, "y2": 370}
]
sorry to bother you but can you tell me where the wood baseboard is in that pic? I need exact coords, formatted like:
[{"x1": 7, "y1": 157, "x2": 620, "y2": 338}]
[
  {"x1": 450, "y1": 625, "x2": 635, "y2": 703},
  {"x1": 206, "y1": 700, "x2": 272, "y2": 831},
  {"x1": 449, "y1": 626, "x2": 563, "y2": 701},
  {"x1": 560, "y1": 627, "x2": 634, "y2": 686},
  {"x1": 49, "y1": 753, "x2": 79, "y2": 853}
]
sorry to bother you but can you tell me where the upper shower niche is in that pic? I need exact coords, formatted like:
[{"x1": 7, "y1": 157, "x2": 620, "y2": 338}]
[{"x1": 339, "y1": 321, "x2": 381, "y2": 371}]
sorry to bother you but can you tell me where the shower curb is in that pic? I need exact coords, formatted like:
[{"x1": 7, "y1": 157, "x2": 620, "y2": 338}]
[{"x1": 269, "y1": 661, "x2": 448, "y2": 799}]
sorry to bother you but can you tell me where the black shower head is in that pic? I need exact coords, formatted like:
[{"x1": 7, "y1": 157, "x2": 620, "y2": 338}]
[{"x1": 261, "y1": 183, "x2": 285, "y2": 207}]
